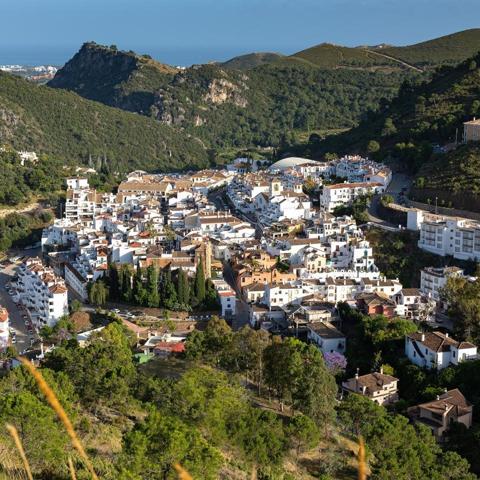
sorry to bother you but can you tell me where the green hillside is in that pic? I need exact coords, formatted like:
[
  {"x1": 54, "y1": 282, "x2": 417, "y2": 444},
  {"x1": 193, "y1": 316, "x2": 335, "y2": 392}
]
[
  {"x1": 311, "y1": 51, "x2": 480, "y2": 210},
  {"x1": 319, "y1": 51, "x2": 480, "y2": 158},
  {"x1": 291, "y1": 29, "x2": 480, "y2": 71},
  {"x1": 411, "y1": 144, "x2": 480, "y2": 212},
  {"x1": 291, "y1": 43, "x2": 400, "y2": 70},
  {"x1": 382, "y1": 28, "x2": 480, "y2": 68},
  {"x1": 221, "y1": 51, "x2": 286, "y2": 70},
  {"x1": 151, "y1": 62, "x2": 408, "y2": 148},
  {"x1": 0, "y1": 71, "x2": 208, "y2": 172}
]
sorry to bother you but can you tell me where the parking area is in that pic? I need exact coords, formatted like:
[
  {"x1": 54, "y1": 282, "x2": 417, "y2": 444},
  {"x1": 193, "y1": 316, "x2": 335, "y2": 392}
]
[{"x1": 0, "y1": 260, "x2": 34, "y2": 353}]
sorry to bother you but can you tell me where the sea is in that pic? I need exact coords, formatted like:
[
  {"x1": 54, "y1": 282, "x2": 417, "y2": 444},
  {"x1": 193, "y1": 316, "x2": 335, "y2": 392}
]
[{"x1": 0, "y1": 45, "x2": 260, "y2": 68}]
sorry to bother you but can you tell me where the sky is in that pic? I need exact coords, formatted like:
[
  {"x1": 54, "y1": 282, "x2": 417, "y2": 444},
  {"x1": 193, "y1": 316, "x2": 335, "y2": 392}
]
[{"x1": 1, "y1": 0, "x2": 480, "y2": 66}]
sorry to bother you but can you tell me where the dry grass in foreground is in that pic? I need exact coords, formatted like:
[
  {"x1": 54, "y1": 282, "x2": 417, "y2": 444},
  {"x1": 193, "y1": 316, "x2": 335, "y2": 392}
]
[{"x1": 2, "y1": 358, "x2": 369, "y2": 479}]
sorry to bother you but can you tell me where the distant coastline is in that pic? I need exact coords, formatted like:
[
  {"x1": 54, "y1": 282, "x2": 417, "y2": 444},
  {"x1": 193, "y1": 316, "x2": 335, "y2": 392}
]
[{"x1": 0, "y1": 45, "x2": 273, "y2": 69}]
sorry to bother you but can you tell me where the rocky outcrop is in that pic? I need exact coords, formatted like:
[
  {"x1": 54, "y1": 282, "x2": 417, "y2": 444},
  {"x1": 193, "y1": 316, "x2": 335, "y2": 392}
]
[
  {"x1": 203, "y1": 78, "x2": 248, "y2": 107},
  {"x1": 49, "y1": 43, "x2": 175, "y2": 113}
]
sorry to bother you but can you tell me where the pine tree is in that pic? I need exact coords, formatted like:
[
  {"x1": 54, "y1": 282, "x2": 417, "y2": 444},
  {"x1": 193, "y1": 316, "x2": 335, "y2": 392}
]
[
  {"x1": 133, "y1": 264, "x2": 147, "y2": 305},
  {"x1": 120, "y1": 265, "x2": 133, "y2": 303},
  {"x1": 108, "y1": 264, "x2": 119, "y2": 300},
  {"x1": 146, "y1": 265, "x2": 160, "y2": 307},
  {"x1": 194, "y1": 258, "x2": 206, "y2": 303},
  {"x1": 177, "y1": 268, "x2": 190, "y2": 306},
  {"x1": 164, "y1": 276, "x2": 178, "y2": 310}
]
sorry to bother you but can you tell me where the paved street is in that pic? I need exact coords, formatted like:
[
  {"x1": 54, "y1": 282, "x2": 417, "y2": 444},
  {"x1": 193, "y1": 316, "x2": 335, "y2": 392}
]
[{"x1": 367, "y1": 172, "x2": 412, "y2": 228}]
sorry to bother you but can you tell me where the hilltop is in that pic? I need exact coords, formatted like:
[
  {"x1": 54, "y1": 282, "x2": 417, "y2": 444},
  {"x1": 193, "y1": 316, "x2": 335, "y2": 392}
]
[
  {"x1": 48, "y1": 42, "x2": 177, "y2": 113},
  {"x1": 380, "y1": 29, "x2": 480, "y2": 69},
  {"x1": 0, "y1": 71, "x2": 208, "y2": 172},
  {"x1": 221, "y1": 52, "x2": 285, "y2": 70},
  {"x1": 291, "y1": 29, "x2": 480, "y2": 71}
]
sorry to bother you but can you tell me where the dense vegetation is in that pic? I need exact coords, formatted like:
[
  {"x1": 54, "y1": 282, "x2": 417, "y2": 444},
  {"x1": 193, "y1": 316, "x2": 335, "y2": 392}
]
[
  {"x1": 365, "y1": 228, "x2": 460, "y2": 287},
  {"x1": 411, "y1": 144, "x2": 480, "y2": 211},
  {"x1": 48, "y1": 44, "x2": 412, "y2": 151},
  {"x1": 0, "y1": 318, "x2": 476, "y2": 480},
  {"x1": 0, "y1": 315, "x2": 476, "y2": 479},
  {"x1": 89, "y1": 262, "x2": 219, "y2": 312},
  {"x1": 0, "y1": 71, "x2": 208, "y2": 172},
  {"x1": 152, "y1": 62, "x2": 408, "y2": 149},
  {"x1": 0, "y1": 211, "x2": 53, "y2": 252},
  {"x1": 318, "y1": 51, "x2": 480, "y2": 167},
  {"x1": 0, "y1": 149, "x2": 65, "y2": 205},
  {"x1": 339, "y1": 302, "x2": 480, "y2": 476},
  {"x1": 443, "y1": 271, "x2": 480, "y2": 345}
]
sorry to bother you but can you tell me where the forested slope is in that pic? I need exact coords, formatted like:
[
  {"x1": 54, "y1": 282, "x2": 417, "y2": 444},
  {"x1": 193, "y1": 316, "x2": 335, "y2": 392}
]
[{"x1": 0, "y1": 71, "x2": 208, "y2": 172}]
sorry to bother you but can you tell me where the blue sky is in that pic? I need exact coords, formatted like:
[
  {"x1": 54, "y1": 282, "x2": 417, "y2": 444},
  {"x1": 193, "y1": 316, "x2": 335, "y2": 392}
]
[{"x1": 2, "y1": 0, "x2": 480, "y2": 65}]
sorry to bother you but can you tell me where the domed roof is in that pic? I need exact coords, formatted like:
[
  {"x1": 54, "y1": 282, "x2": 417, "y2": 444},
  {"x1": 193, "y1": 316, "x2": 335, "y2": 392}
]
[{"x1": 268, "y1": 157, "x2": 318, "y2": 170}]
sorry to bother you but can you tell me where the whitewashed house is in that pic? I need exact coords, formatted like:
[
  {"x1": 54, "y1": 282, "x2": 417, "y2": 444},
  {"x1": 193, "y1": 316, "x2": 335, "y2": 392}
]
[{"x1": 405, "y1": 331, "x2": 477, "y2": 370}]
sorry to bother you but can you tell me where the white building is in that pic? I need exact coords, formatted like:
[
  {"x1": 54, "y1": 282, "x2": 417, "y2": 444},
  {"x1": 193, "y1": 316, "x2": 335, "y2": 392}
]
[
  {"x1": 307, "y1": 322, "x2": 346, "y2": 355},
  {"x1": 409, "y1": 209, "x2": 480, "y2": 261},
  {"x1": 342, "y1": 370, "x2": 399, "y2": 405},
  {"x1": 405, "y1": 331, "x2": 477, "y2": 370},
  {"x1": 320, "y1": 182, "x2": 385, "y2": 212},
  {"x1": 264, "y1": 283, "x2": 305, "y2": 308},
  {"x1": 211, "y1": 278, "x2": 237, "y2": 318},
  {"x1": 66, "y1": 177, "x2": 90, "y2": 190},
  {"x1": 16, "y1": 258, "x2": 69, "y2": 328},
  {"x1": 420, "y1": 266, "x2": 465, "y2": 303}
]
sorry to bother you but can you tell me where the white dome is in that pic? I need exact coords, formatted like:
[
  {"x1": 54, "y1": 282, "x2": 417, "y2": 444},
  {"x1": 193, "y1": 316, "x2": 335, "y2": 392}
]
[{"x1": 268, "y1": 157, "x2": 318, "y2": 171}]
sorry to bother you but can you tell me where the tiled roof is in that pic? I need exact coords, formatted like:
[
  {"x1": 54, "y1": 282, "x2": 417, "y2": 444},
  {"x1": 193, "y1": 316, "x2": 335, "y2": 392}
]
[{"x1": 407, "y1": 331, "x2": 476, "y2": 352}]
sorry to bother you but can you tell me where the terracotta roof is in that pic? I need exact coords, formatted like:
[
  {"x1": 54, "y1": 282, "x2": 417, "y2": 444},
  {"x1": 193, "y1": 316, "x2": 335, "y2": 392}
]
[
  {"x1": 402, "y1": 288, "x2": 421, "y2": 296},
  {"x1": 356, "y1": 291, "x2": 396, "y2": 307},
  {"x1": 49, "y1": 284, "x2": 67, "y2": 294},
  {"x1": 409, "y1": 389, "x2": 472, "y2": 420},
  {"x1": 153, "y1": 342, "x2": 185, "y2": 353},
  {"x1": 407, "y1": 331, "x2": 476, "y2": 352},
  {"x1": 343, "y1": 372, "x2": 398, "y2": 395}
]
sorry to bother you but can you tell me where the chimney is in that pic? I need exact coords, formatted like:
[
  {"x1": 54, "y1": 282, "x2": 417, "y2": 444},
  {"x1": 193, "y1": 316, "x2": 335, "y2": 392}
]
[
  {"x1": 444, "y1": 387, "x2": 448, "y2": 393},
  {"x1": 421, "y1": 333, "x2": 425, "y2": 342},
  {"x1": 380, "y1": 366, "x2": 384, "y2": 375},
  {"x1": 436, "y1": 395, "x2": 440, "y2": 400},
  {"x1": 355, "y1": 368, "x2": 359, "y2": 379},
  {"x1": 445, "y1": 332, "x2": 449, "y2": 338}
]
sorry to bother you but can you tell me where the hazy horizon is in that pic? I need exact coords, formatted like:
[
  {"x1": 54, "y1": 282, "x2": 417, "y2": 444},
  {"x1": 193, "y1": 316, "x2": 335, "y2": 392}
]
[{"x1": 2, "y1": 0, "x2": 480, "y2": 67}]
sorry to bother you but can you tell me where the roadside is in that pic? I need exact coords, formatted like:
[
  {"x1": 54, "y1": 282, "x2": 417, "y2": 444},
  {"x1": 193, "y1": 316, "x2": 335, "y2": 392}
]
[{"x1": 0, "y1": 262, "x2": 30, "y2": 353}]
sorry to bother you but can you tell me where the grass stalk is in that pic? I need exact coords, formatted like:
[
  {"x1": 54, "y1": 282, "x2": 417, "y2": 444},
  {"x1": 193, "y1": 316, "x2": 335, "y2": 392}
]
[
  {"x1": 68, "y1": 456, "x2": 77, "y2": 480},
  {"x1": 358, "y1": 436, "x2": 367, "y2": 480},
  {"x1": 18, "y1": 357, "x2": 98, "y2": 480},
  {"x1": 173, "y1": 463, "x2": 193, "y2": 480},
  {"x1": 5, "y1": 424, "x2": 33, "y2": 480}
]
